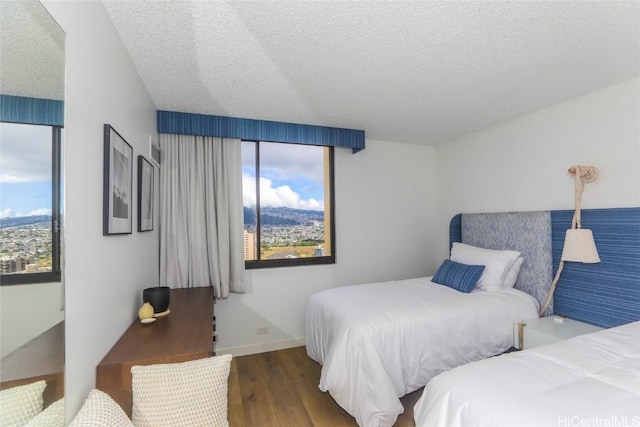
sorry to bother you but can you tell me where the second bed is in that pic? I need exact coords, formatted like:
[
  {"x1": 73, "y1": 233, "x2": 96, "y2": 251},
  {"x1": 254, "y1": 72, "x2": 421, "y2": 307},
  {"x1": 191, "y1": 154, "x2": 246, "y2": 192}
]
[
  {"x1": 305, "y1": 211, "x2": 554, "y2": 426},
  {"x1": 306, "y1": 276, "x2": 538, "y2": 426}
]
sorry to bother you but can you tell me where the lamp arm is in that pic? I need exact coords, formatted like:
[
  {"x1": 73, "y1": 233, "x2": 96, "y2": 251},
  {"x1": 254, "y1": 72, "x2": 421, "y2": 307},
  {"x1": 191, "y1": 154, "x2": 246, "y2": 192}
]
[
  {"x1": 539, "y1": 260, "x2": 565, "y2": 315},
  {"x1": 568, "y1": 165, "x2": 599, "y2": 229},
  {"x1": 570, "y1": 167, "x2": 584, "y2": 229}
]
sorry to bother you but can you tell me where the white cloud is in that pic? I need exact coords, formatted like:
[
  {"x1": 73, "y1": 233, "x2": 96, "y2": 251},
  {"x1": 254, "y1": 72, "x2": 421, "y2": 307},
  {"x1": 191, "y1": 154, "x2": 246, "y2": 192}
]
[
  {"x1": 26, "y1": 208, "x2": 52, "y2": 216},
  {"x1": 0, "y1": 122, "x2": 52, "y2": 183},
  {"x1": 0, "y1": 208, "x2": 51, "y2": 218},
  {"x1": 242, "y1": 141, "x2": 325, "y2": 184},
  {"x1": 0, "y1": 174, "x2": 33, "y2": 183},
  {"x1": 243, "y1": 174, "x2": 323, "y2": 211}
]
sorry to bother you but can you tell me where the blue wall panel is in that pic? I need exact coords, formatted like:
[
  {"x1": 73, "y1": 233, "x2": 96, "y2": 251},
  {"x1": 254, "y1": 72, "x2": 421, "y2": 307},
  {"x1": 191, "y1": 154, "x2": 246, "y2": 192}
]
[{"x1": 551, "y1": 208, "x2": 640, "y2": 328}]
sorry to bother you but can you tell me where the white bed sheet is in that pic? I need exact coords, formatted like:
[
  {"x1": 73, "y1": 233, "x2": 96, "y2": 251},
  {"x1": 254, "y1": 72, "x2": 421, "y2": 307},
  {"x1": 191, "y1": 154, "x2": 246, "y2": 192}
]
[
  {"x1": 414, "y1": 320, "x2": 640, "y2": 427},
  {"x1": 305, "y1": 277, "x2": 539, "y2": 427}
]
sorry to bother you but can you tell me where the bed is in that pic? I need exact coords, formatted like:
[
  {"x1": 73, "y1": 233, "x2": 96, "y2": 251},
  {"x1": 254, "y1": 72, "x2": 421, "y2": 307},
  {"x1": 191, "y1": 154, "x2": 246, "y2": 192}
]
[
  {"x1": 413, "y1": 320, "x2": 640, "y2": 427},
  {"x1": 306, "y1": 277, "x2": 539, "y2": 426},
  {"x1": 306, "y1": 211, "x2": 554, "y2": 426}
]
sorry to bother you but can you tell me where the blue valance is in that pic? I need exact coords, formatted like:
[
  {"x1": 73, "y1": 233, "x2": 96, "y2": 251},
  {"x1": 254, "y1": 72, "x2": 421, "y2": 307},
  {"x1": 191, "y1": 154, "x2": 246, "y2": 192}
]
[
  {"x1": 157, "y1": 110, "x2": 365, "y2": 153},
  {"x1": 0, "y1": 95, "x2": 64, "y2": 127}
]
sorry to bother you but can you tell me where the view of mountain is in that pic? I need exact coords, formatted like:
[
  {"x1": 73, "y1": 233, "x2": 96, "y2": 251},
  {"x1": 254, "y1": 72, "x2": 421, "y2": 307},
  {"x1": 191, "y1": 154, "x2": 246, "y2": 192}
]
[
  {"x1": 243, "y1": 206, "x2": 324, "y2": 227},
  {"x1": 0, "y1": 215, "x2": 51, "y2": 229}
]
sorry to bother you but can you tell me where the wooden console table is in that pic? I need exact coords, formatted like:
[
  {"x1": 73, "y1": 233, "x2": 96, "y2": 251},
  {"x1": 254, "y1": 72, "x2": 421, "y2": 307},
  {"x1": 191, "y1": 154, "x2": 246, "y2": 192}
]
[{"x1": 96, "y1": 287, "x2": 215, "y2": 416}]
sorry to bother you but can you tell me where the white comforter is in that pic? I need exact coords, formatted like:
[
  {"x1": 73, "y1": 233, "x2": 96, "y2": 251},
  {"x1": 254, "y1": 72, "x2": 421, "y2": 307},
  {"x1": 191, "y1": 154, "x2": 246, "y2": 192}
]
[
  {"x1": 414, "y1": 320, "x2": 640, "y2": 427},
  {"x1": 305, "y1": 277, "x2": 539, "y2": 427}
]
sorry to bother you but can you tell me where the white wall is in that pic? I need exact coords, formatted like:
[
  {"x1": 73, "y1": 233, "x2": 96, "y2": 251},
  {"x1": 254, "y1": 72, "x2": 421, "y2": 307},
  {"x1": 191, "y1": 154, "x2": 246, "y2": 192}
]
[
  {"x1": 0, "y1": 282, "x2": 63, "y2": 357},
  {"x1": 435, "y1": 77, "x2": 640, "y2": 260},
  {"x1": 42, "y1": 1, "x2": 159, "y2": 420},
  {"x1": 216, "y1": 139, "x2": 438, "y2": 354}
]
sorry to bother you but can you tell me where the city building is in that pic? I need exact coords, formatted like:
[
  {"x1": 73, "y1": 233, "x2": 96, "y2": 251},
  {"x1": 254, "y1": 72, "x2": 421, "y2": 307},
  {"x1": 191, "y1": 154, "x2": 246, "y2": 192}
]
[{"x1": 243, "y1": 230, "x2": 256, "y2": 261}]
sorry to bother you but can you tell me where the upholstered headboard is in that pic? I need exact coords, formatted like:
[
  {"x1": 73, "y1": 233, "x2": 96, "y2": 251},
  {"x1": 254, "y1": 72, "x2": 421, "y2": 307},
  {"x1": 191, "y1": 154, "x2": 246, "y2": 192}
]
[
  {"x1": 450, "y1": 212, "x2": 553, "y2": 312},
  {"x1": 450, "y1": 207, "x2": 640, "y2": 328}
]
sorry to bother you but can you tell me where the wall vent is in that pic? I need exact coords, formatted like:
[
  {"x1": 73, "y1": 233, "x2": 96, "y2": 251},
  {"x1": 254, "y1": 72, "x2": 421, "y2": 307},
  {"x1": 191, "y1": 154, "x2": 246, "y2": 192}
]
[{"x1": 149, "y1": 136, "x2": 161, "y2": 166}]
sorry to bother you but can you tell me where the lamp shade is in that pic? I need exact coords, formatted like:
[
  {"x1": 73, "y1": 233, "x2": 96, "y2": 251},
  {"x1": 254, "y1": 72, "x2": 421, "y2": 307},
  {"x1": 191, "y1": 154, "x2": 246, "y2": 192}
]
[{"x1": 561, "y1": 229, "x2": 600, "y2": 263}]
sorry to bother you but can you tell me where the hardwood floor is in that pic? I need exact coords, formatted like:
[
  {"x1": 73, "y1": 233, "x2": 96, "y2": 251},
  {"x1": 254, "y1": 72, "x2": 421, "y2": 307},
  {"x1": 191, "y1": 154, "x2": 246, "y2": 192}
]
[{"x1": 227, "y1": 346, "x2": 422, "y2": 427}]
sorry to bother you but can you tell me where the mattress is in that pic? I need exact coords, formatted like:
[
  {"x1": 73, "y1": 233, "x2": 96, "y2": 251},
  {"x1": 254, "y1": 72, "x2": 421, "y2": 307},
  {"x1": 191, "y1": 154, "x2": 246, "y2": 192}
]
[
  {"x1": 305, "y1": 277, "x2": 539, "y2": 427},
  {"x1": 414, "y1": 320, "x2": 640, "y2": 427}
]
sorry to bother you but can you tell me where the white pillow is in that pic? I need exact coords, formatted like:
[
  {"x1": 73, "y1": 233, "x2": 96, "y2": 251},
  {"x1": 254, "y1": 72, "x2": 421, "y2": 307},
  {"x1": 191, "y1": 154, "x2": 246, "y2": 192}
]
[
  {"x1": 24, "y1": 397, "x2": 65, "y2": 427},
  {"x1": 131, "y1": 355, "x2": 232, "y2": 427},
  {"x1": 502, "y1": 256, "x2": 524, "y2": 288},
  {"x1": 68, "y1": 389, "x2": 134, "y2": 427},
  {"x1": 450, "y1": 242, "x2": 521, "y2": 292},
  {"x1": 0, "y1": 380, "x2": 46, "y2": 427}
]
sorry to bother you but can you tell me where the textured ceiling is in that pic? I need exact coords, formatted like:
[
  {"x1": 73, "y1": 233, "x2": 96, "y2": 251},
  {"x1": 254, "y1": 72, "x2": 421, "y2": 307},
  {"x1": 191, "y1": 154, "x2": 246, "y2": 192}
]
[
  {"x1": 0, "y1": 0, "x2": 65, "y2": 100},
  {"x1": 103, "y1": 1, "x2": 640, "y2": 146}
]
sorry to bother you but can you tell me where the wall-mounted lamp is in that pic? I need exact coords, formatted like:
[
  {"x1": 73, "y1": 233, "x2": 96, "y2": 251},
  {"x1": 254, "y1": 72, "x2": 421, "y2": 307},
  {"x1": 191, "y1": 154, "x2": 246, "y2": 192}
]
[{"x1": 539, "y1": 166, "x2": 600, "y2": 315}]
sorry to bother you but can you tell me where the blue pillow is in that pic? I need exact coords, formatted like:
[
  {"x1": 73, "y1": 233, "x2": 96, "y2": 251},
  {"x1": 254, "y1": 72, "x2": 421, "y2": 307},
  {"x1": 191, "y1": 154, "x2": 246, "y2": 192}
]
[{"x1": 432, "y1": 259, "x2": 485, "y2": 293}]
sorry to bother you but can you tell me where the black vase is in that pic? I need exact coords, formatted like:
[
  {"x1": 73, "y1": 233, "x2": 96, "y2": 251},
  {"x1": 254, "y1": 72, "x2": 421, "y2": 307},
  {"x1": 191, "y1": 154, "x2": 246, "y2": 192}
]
[{"x1": 143, "y1": 286, "x2": 170, "y2": 313}]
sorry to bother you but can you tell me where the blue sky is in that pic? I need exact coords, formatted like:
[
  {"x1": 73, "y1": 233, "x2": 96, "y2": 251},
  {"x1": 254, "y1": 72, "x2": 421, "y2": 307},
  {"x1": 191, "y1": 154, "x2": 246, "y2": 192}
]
[
  {"x1": 0, "y1": 182, "x2": 52, "y2": 217},
  {"x1": 0, "y1": 122, "x2": 53, "y2": 218}
]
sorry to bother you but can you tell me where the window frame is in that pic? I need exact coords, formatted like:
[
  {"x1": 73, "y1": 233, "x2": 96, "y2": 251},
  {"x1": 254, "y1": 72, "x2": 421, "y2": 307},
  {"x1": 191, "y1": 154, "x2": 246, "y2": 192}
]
[
  {"x1": 0, "y1": 123, "x2": 62, "y2": 285},
  {"x1": 243, "y1": 140, "x2": 336, "y2": 269}
]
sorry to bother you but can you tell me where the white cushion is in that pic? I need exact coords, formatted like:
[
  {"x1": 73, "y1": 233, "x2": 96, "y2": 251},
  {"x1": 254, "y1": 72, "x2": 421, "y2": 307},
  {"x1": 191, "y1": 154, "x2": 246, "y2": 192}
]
[
  {"x1": 0, "y1": 380, "x2": 46, "y2": 427},
  {"x1": 68, "y1": 389, "x2": 133, "y2": 427},
  {"x1": 450, "y1": 242, "x2": 521, "y2": 292},
  {"x1": 502, "y1": 256, "x2": 524, "y2": 288},
  {"x1": 24, "y1": 397, "x2": 65, "y2": 427},
  {"x1": 131, "y1": 355, "x2": 232, "y2": 427}
]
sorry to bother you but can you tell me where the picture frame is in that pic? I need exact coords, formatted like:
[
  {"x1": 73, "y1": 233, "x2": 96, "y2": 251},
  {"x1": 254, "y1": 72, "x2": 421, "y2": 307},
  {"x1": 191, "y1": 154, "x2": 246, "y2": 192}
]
[
  {"x1": 137, "y1": 155, "x2": 154, "y2": 232},
  {"x1": 103, "y1": 124, "x2": 133, "y2": 235}
]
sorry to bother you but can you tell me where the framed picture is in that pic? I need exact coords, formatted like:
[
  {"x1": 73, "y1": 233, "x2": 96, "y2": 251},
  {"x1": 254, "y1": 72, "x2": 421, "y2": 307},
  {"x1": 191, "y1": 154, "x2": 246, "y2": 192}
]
[
  {"x1": 103, "y1": 124, "x2": 133, "y2": 235},
  {"x1": 137, "y1": 155, "x2": 154, "y2": 232}
]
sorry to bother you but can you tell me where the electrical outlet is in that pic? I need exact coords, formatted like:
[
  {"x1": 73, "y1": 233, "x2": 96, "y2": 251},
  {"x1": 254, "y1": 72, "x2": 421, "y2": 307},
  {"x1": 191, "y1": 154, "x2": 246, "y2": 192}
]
[{"x1": 256, "y1": 326, "x2": 270, "y2": 335}]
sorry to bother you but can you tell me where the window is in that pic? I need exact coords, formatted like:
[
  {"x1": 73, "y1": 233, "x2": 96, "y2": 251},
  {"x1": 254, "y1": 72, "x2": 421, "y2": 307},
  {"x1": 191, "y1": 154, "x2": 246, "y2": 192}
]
[
  {"x1": 242, "y1": 140, "x2": 335, "y2": 268},
  {"x1": 0, "y1": 121, "x2": 62, "y2": 284}
]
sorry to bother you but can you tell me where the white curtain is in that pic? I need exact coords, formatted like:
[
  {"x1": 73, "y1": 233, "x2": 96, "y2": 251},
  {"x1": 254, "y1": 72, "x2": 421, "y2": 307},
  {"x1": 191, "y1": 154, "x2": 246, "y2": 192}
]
[{"x1": 159, "y1": 134, "x2": 245, "y2": 297}]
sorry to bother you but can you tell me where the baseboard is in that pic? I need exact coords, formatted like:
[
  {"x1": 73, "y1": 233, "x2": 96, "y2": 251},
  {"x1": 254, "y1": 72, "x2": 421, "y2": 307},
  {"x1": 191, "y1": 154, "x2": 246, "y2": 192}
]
[{"x1": 216, "y1": 337, "x2": 305, "y2": 357}]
